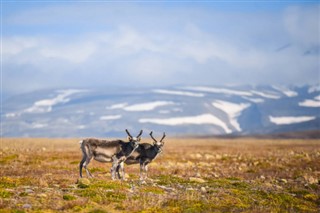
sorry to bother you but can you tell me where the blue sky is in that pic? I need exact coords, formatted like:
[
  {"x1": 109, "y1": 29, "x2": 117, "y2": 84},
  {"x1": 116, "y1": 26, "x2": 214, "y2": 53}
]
[{"x1": 2, "y1": 1, "x2": 320, "y2": 95}]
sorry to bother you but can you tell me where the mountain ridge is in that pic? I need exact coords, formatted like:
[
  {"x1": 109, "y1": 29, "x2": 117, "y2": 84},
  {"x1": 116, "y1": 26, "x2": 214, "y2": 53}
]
[{"x1": 2, "y1": 84, "x2": 319, "y2": 138}]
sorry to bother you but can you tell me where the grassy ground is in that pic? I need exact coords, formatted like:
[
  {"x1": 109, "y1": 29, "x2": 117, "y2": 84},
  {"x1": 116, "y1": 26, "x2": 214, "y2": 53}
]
[{"x1": 0, "y1": 137, "x2": 319, "y2": 212}]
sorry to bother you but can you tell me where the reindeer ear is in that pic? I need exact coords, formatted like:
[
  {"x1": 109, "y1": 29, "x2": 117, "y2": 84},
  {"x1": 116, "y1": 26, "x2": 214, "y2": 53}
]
[{"x1": 127, "y1": 136, "x2": 132, "y2": 141}]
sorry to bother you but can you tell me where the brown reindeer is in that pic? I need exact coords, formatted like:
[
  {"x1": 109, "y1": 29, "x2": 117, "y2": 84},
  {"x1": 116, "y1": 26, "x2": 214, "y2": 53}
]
[
  {"x1": 116, "y1": 131, "x2": 166, "y2": 181},
  {"x1": 79, "y1": 129, "x2": 143, "y2": 180}
]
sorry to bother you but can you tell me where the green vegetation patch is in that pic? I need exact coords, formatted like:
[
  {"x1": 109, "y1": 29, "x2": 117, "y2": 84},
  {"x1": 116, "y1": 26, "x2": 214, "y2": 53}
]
[
  {"x1": 0, "y1": 177, "x2": 18, "y2": 188},
  {"x1": 207, "y1": 178, "x2": 248, "y2": 190},
  {"x1": 156, "y1": 175, "x2": 189, "y2": 185},
  {"x1": 77, "y1": 178, "x2": 91, "y2": 188},
  {"x1": 89, "y1": 167, "x2": 106, "y2": 173},
  {"x1": 63, "y1": 194, "x2": 76, "y2": 201},
  {"x1": 0, "y1": 190, "x2": 13, "y2": 198},
  {"x1": 204, "y1": 178, "x2": 319, "y2": 212},
  {"x1": 76, "y1": 185, "x2": 127, "y2": 204},
  {"x1": 19, "y1": 192, "x2": 28, "y2": 197},
  {"x1": 0, "y1": 154, "x2": 19, "y2": 164},
  {"x1": 161, "y1": 199, "x2": 213, "y2": 213},
  {"x1": 140, "y1": 186, "x2": 165, "y2": 194},
  {"x1": 91, "y1": 180, "x2": 130, "y2": 190},
  {"x1": 69, "y1": 161, "x2": 79, "y2": 165},
  {"x1": 256, "y1": 190, "x2": 316, "y2": 212},
  {"x1": 0, "y1": 176, "x2": 35, "y2": 188},
  {"x1": 88, "y1": 209, "x2": 109, "y2": 213}
]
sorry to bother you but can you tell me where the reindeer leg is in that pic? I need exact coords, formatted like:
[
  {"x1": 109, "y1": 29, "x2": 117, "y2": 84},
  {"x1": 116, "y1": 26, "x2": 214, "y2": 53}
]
[
  {"x1": 144, "y1": 164, "x2": 148, "y2": 180},
  {"x1": 139, "y1": 162, "x2": 144, "y2": 181},
  {"x1": 121, "y1": 162, "x2": 127, "y2": 181},
  {"x1": 110, "y1": 167, "x2": 114, "y2": 179},
  {"x1": 111, "y1": 156, "x2": 119, "y2": 180},
  {"x1": 116, "y1": 164, "x2": 121, "y2": 180},
  {"x1": 115, "y1": 161, "x2": 125, "y2": 180},
  {"x1": 83, "y1": 157, "x2": 93, "y2": 178},
  {"x1": 79, "y1": 156, "x2": 86, "y2": 178}
]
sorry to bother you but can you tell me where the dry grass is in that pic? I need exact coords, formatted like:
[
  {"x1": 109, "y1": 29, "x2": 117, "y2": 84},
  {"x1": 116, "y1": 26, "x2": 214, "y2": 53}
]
[{"x1": 0, "y1": 137, "x2": 319, "y2": 212}]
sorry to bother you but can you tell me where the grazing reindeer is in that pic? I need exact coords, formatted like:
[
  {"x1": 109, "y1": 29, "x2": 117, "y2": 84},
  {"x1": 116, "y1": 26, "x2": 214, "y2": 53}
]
[
  {"x1": 79, "y1": 129, "x2": 143, "y2": 180},
  {"x1": 116, "y1": 131, "x2": 166, "y2": 181}
]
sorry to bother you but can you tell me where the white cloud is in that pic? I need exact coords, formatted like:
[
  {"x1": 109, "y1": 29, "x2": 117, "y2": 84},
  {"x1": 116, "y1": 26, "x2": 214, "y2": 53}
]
[
  {"x1": 3, "y1": 36, "x2": 38, "y2": 55},
  {"x1": 2, "y1": 3, "x2": 319, "y2": 94},
  {"x1": 284, "y1": 5, "x2": 320, "y2": 46},
  {"x1": 39, "y1": 42, "x2": 96, "y2": 63}
]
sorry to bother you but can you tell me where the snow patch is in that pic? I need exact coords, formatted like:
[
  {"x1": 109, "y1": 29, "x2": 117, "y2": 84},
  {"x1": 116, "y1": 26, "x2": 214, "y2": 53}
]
[
  {"x1": 106, "y1": 103, "x2": 128, "y2": 110},
  {"x1": 106, "y1": 101, "x2": 174, "y2": 111},
  {"x1": 159, "y1": 110, "x2": 170, "y2": 114},
  {"x1": 153, "y1": 89, "x2": 204, "y2": 97},
  {"x1": 299, "y1": 99, "x2": 320, "y2": 107},
  {"x1": 242, "y1": 97, "x2": 264, "y2": 103},
  {"x1": 308, "y1": 85, "x2": 320, "y2": 93},
  {"x1": 269, "y1": 116, "x2": 316, "y2": 125},
  {"x1": 183, "y1": 86, "x2": 252, "y2": 96},
  {"x1": 251, "y1": 90, "x2": 281, "y2": 99},
  {"x1": 139, "y1": 114, "x2": 232, "y2": 134},
  {"x1": 24, "y1": 89, "x2": 85, "y2": 113},
  {"x1": 100, "y1": 115, "x2": 122, "y2": 120},
  {"x1": 212, "y1": 100, "x2": 250, "y2": 131},
  {"x1": 124, "y1": 101, "x2": 174, "y2": 111},
  {"x1": 272, "y1": 86, "x2": 298, "y2": 97}
]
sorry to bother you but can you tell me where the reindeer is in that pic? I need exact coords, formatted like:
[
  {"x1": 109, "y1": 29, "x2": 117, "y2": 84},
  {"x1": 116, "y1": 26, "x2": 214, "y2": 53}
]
[
  {"x1": 116, "y1": 131, "x2": 166, "y2": 181},
  {"x1": 79, "y1": 129, "x2": 143, "y2": 180}
]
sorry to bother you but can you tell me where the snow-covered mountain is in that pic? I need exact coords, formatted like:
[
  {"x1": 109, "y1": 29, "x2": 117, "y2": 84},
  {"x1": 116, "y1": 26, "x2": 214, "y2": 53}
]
[{"x1": 2, "y1": 85, "x2": 320, "y2": 137}]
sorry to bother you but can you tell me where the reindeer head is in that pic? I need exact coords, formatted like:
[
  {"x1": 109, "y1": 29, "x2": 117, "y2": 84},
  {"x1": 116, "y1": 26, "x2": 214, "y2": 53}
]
[
  {"x1": 150, "y1": 131, "x2": 166, "y2": 153},
  {"x1": 125, "y1": 129, "x2": 143, "y2": 149}
]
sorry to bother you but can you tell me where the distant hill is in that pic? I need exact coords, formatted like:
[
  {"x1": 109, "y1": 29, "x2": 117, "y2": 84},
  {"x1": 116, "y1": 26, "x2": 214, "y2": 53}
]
[
  {"x1": 2, "y1": 84, "x2": 320, "y2": 138},
  {"x1": 200, "y1": 130, "x2": 320, "y2": 139}
]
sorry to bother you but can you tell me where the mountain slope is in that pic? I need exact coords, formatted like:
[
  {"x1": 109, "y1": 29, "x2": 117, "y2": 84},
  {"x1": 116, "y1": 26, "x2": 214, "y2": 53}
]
[{"x1": 2, "y1": 85, "x2": 319, "y2": 137}]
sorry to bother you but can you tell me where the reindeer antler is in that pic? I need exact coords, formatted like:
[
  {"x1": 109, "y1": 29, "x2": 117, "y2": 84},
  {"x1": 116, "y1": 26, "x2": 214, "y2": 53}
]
[
  {"x1": 160, "y1": 132, "x2": 166, "y2": 143},
  {"x1": 136, "y1": 130, "x2": 143, "y2": 138},
  {"x1": 125, "y1": 129, "x2": 133, "y2": 138},
  {"x1": 149, "y1": 131, "x2": 157, "y2": 143}
]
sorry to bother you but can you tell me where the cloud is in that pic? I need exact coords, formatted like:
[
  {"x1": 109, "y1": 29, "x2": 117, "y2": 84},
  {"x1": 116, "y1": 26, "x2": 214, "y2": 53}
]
[
  {"x1": 284, "y1": 5, "x2": 320, "y2": 47},
  {"x1": 2, "y1": 2, "x2": 319, "y2": 95}
]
